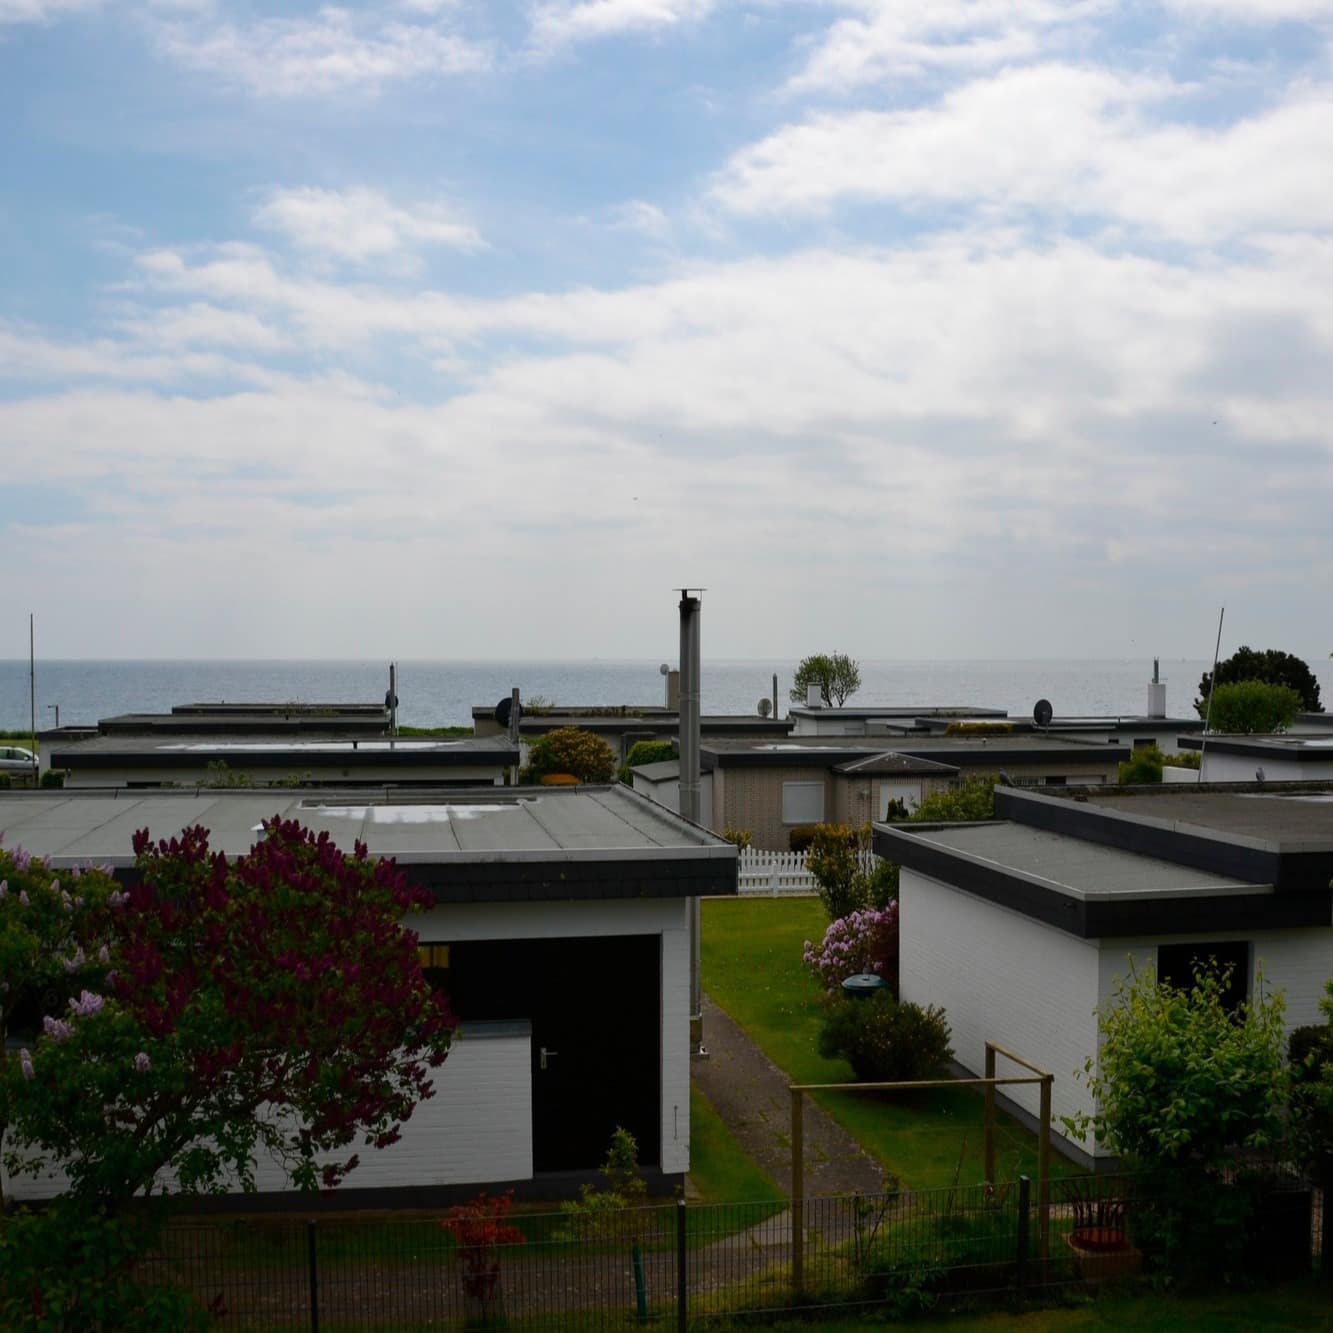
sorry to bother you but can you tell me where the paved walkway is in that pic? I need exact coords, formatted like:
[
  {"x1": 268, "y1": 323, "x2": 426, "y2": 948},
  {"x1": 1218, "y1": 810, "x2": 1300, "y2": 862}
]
[{"x1": 690, "y1": 992, "x2": 890, "y2": 1200}]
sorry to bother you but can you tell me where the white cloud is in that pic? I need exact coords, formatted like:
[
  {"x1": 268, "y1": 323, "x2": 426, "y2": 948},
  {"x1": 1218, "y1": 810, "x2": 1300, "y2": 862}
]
[
  {"x1": 530, "y1": 0, "x2": 715, "y2": 50},
  {"x1": 787, "y1": 0, "x2": 1108, "y2": 93},
  {"x1": 151, "y1": 6, "x2": 491, "y2": 96},
  {"x1": 1165, "y1": 0, "x2": 1333, "y2": 18},
  {"x1": 710, "y1": 63, "x2": 1333, "y2": 243},
  {"x1": 255, "y1": 186, "x2": 483, "y2": 261}
]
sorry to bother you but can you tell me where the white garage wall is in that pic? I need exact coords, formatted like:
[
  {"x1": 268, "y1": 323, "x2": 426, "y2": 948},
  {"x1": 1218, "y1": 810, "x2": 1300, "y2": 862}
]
[{"x1": 899, "y1": 869, "x2": 1103, "y2": 1155}]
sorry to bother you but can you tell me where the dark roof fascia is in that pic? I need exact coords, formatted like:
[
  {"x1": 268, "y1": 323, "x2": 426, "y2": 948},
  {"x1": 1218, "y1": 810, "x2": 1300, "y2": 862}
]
[
  {"x1": 78, "y1": 845, "x2": 738, "y2": 905},
  {"x1": 700, "y1": 745, "x2": 886, "y2": 771},
  {"x1": 994, "y1": 786, "x2": 1333, "y2": 893},
  {"x1": 1178, "y1": 735, "x2": 1333, "y2": 761},
  {"x1": 50, "y1": 745, "x2": 519, "y2": 771},
  {"x1": 891, "y1": 743, "x2": 1131, "y2": 765},
  {"x1": 873, "y1": 823, "x2": 1321, "y2": 939}
]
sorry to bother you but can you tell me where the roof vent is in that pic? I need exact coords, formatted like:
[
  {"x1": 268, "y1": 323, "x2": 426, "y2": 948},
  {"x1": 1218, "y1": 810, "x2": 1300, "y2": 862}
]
[{"x1": 806, "y1": 684, "x2": 823, "y2": 708}]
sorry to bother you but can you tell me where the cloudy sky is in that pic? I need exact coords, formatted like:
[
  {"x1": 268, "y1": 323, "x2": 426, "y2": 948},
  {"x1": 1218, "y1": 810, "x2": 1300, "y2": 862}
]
[{"x1": 2, "y1": 1, "x2": 1331, "y2": 662}]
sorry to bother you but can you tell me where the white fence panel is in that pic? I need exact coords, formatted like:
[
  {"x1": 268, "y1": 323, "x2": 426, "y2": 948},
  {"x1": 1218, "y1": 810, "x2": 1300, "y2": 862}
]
[{"x1": 736, "y1": 848, "x2": 878, "y2": 897}]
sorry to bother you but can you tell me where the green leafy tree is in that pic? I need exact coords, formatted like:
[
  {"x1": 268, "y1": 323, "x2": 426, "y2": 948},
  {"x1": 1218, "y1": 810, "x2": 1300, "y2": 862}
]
[
  {"x1": 1197, "y1": 646, "x2": 1322, "y2": 715},
  {"x1": 521, "y1": 727, "x2": 617, "y2": 784},
  {"x1": 1065, "y1": 960, "x2": 1287, "y2": 1168},
  {"x1": 790, "y1": 653, "x2": 862, "y2": 707},
  {"x1": 910, "y1": 776, "x2": 998, "y2": 823},
  {"x1": 1288, "y1": 977, "x2": 1333, "y2": 1182},
  {"x1": 1204, "y1": 680, "x2": 1302, "y2": 734}
]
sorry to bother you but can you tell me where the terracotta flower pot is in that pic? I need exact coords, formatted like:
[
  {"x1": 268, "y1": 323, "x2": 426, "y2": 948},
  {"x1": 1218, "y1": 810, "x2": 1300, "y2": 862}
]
[{"x1": 1065, "y1": 1227, "x2": 1143, "y2": 1282}]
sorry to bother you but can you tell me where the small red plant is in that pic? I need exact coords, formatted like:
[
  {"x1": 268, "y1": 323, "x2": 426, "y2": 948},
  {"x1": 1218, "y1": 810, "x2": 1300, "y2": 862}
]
[{"x1": 441, "y1": 1191, "x2": 526, "y2": 1299}]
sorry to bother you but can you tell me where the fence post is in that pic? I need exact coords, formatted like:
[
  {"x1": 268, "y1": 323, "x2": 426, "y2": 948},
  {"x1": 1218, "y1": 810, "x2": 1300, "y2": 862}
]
[
  {"x1": 791, "y1": 1087, "x2": 804, "y2": 1297},
  {"x1": 1015, "y1": 1175, "x2": 1030, "y2": 1291},
  {"x1": 983, "y1": 1044, "x2": 996, "y2": 1184},
  {"x1": 1038, "y1": 1074, "x2": 1052, "y2": 1264},
  {"x1": 676, "y1": 1198, "x2": 688, "y2": 1333},
  {"x1": 306, "y1": 1219, "x2": 319, "y2": 1333}
]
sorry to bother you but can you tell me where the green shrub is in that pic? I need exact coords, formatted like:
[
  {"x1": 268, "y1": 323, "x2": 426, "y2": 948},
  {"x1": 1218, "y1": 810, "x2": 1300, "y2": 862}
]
[
  {"x1": 788, "y1": 825, "x2": 821, "y2": 853},
  {"x1": 1206, "y1": 679, "x2": 1302, "y2": 734},
  {"x1": 1118, "y1": 744, "x2": 1164, "y2": 784},
  {"x1": 1162, "y1": 751, "x2": 1200, "y2": 769},
  {"x1": 910, "y1": 777, "x2": 997, "y2": 822},
  {"x1": 817, "y1": 992, "x2": 953, "y2": 1083},
  {"x1": 807, "y1": 822, "x2": 871, "y2": 920},
  {"x1": 521, "y1": 727, "x2": 617, "y2": 784},
  {"x1": 721, "y1": 826, "x2": 753, "y2": 850},
  {"x1": 943, "y1": 721, "x2": 1013, "y2": 736},
  {"x1": 0, "y1": 774, "x2": 11, "y2": 790},
  {"x1": 39, "y1": 769, "x2": 65, "y2": 788},
  {"x1": 624, "y1": 739, "x2": 675, "y2": 768}
]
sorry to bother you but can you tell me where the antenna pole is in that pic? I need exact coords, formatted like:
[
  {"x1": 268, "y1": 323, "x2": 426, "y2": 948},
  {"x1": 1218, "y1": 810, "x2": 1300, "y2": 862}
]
[
  {"x1": 1198, "y1": 607, "x2": 1225, "y2": 783},
  {"x1": 29, "y1": 613, "x2": 37, "y2": 785}
]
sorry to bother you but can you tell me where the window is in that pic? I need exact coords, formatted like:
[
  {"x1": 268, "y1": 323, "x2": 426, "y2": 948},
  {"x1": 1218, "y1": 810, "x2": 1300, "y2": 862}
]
[
  {"x1": 1043, "y1": 776, "x2": 1067, "y2": 787},
  {"x1": 1157, "y1": 940, "x2": 1249, "y2": 1012},
  {"x1": 782, "y1": 781, "x2": 825, "y2": 824}
]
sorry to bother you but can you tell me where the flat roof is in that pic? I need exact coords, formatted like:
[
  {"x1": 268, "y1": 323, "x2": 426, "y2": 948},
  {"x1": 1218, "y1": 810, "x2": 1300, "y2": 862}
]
[
  {"x1": 1038, "y1": 785, "x2": 1333, "y2": 851},
  {"x1": 702, "y1": 736, "x2": 1127, "y2": 767},
  {"x1": 50, "y1": 734, "x2": 518, "y2": 770},
  {"x1": 0, "y1": 786, "x2": 736, "y2": 904},
  {"x1": 789, "y1": 705, "x2": 1008, "y2": 719},
  {"x1": 1179, "y1": 734, "x2": 1333, "y2": 761},
  {"x1": 901, "y1": 822, "x2": 1258, "y2": 901}
]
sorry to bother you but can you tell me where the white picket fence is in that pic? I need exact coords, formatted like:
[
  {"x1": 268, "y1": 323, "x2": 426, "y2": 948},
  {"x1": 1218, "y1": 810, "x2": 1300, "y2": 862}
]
[{"x1": 736, "y1": 848, "x2": 878, "y2": 897}]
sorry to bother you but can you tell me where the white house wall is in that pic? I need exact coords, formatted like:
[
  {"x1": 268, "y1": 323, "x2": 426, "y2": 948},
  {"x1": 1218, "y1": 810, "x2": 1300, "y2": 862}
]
[
  {"x1": 899, "y1": 869, "x2": 1103, "y2": 1155},
  {"x1": 1199, "y1": 752, "x2": 1323, "y2": 782}
]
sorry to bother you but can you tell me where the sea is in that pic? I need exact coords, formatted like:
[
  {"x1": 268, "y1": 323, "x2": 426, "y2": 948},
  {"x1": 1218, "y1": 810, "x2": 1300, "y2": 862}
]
[{"x1": 0, "y1": 657, "x2": 1279, "y2": 733}]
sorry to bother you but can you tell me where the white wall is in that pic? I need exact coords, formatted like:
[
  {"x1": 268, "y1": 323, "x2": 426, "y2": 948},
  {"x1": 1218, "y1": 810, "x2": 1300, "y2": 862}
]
[
  {"x1": 1199, "y1": 750, "x2": 1329, "y2": 782},
  {"x1": 899, "y1": 869, "x2": 1103, "y2": 1153}
]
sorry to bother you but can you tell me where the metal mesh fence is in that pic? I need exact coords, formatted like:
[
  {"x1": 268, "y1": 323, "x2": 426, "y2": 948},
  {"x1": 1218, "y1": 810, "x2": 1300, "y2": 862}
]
[{"x1": 123, "y1": 1169, "x2": 1324, "y2": 1330}]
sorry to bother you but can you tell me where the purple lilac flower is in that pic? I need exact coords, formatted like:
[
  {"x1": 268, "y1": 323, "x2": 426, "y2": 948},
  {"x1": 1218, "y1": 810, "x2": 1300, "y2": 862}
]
[
  {"x1": 108, "y1": 890, "x2": 128, "y2": 908},
  {"x1": 69, "y1": 990, "x2": 104, "y2": 1018},
  {"x1": 43, "y1": 1016, "x2": 73, "y2": 1042},
  {"x1": 63, "y1": 947, "x2": 86, "y2": 973},
  {"x1": 98, "y1": 944, "x2": 110, "y2": 964},
  {"x1": 19, "y1": 890, "x2": 29, "y2": 907},
  {"x1": 0, "y1": 879, "x2": 7, "y2": 899},
  {"x1": 134, "y1": 1052, "x2": 151, "y2": 1073},
  {"x1": 19, "y1": 1049, "x2": 34, "y2": 1080},
  {"x1": 14, "y1": 849, "x2": 30, "y2": 870}
]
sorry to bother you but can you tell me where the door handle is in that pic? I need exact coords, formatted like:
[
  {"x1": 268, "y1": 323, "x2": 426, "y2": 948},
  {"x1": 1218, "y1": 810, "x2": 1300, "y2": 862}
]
[{"x1": 540, "y1": 1047, "x2": 558, "y2": 1070}]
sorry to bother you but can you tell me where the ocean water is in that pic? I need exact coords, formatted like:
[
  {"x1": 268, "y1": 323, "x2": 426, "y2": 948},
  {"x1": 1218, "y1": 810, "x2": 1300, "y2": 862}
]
[{"x1": 0, "y1": 657, "x2": 1257, "y2": 733}]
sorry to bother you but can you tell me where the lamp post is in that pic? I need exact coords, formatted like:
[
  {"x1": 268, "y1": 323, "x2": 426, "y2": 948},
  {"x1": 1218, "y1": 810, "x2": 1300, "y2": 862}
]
[{"x1": 46, "y1": 703, "x2": 59, "y2": 729}]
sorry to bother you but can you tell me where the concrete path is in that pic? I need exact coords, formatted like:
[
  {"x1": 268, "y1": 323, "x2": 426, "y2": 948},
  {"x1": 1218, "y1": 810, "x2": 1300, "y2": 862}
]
[{"x1": 691, "y1": 992, "x2": 890, "y2": 1200}]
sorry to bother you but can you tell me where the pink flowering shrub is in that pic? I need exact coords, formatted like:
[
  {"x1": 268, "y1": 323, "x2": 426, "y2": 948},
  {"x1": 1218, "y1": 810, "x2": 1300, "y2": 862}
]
[{"x1": 803, "y1": 904, "x2": 900, "y2": 998}]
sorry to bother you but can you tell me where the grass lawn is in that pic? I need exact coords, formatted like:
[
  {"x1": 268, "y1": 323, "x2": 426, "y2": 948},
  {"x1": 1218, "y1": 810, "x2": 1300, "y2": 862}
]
[
  {"x1": 701, "y1": 897, "x2": 1074, "y2": 1191},
  {"x1": 689, "y1": 1083, "x2": 786, "y2": 1207}
]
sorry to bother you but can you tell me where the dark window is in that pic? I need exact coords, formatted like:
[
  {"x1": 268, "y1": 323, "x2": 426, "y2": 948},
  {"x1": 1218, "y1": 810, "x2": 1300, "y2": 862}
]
[
  {"x1": 1157, "y1": 940, "x2": 1249, "y2": 1011},
  {"x1": 1044, "y1": 776, "x2": 1067, "y2": 787}
]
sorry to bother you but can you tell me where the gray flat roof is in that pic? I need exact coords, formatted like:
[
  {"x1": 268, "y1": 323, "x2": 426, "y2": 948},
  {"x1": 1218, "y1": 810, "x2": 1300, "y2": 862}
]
[
  {"x1": 53, "y1": 734, "x2": 512, "y2": 758},
  {"x1": 0, "y1": 785, "x2": 728, "y2": 865},
  {"x1": 1049, "y1": 786, "x2": 1333, "y2": 851},
  {"x1": 789, "y1": 705, "x2": 1007, "y2": 719},
  {"x1": 0, "y1": 786, "x2": 737, "y2": 905},
  {"x1": 901, "y1": 822, "x2": 1259, "y2": 902}
]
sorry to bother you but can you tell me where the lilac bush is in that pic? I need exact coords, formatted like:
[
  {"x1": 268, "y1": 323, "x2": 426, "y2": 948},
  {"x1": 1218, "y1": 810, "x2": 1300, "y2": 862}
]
[{"x1": 803, "y1": 903, "x2": 900, "y2": 997}]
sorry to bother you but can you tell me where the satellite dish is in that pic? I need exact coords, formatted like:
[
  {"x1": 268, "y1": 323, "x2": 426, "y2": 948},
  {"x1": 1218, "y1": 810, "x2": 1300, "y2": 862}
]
[
  {"x1": 495, "y1": 697, "x2": 520, "y2": 728},
  {"x1": 384, "y1": 690, "x2": 399, "y2": 710},
  {"x1": 659, "y1": 663, "x2": 671, "y2": 676},
  {"x1": 757, "y1": 698, "x2": 772, "y2": 718},
  {"x1": 1033, "y1": 699, "x2": 1053, "y2": 728}
]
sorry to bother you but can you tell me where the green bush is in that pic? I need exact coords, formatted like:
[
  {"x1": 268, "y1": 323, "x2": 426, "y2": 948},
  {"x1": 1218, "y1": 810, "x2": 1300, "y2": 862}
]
[
  {"x1": 943, "y1": 721, "x2": 1013, "y2": 736},
  {"x1": 39, "y1": 769, "x2": 65, "y2": 788},
  {"x1": 521, "y1": 727, "x2": 617, "y2": 784},
  {"x1": 1118, "y1": 744, "x2": 1164, "y2": 784},
  {"x1": 624, "y1": 739, "x2": 675, "y2": 768},
  {"x1": 0, "y1": 774, "x2": 11, "y2": 790},
  {"x1": 910, "y1": 776, "x2": 998, "y2": 822},
  {"x1": 1162, "y1": 751, "x2": 1200, "y2": 769},
  {"x1": 807, "y1": 822, "x2": 871, "y2": 920},
  {"x1": 817, "y1": 992, "x2": 953, "y2": 1083},
  {"x1": 788, "y1": 825, "x2": 821, "y2": 853}
]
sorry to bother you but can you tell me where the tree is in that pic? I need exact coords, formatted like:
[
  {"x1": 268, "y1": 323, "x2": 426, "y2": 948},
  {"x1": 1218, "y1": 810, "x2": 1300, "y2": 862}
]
[
  {"x1": 2, "y1": 819, "x2": 455, "y2": 1204},
  {"x1": 1118, "y1": 745, "x2": 1164, "y2": 784},
  {"x1": 1203, "y1": 680, "x2": 1302, "y2": 734},
  {"x1": 1197, "y1": 645, "x2": 1322, "y2": 715},
  {"x1": 790, "y1": 653, "x2": 862, "y2": 707},
  {"x1": 806, "y1": 822, "x2": 871, "y2": 919},
  {"x1": 521, "y1": 727, "x2": 617, "y2": 784},
  {"x1": 1066, "y1": 960, "x2": 1287, "y2": 1169}
]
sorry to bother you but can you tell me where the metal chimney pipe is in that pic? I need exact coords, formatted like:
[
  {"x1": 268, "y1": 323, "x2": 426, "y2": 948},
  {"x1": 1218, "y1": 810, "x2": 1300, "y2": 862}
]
[
  {"x1": 678, "y1": 591, "x2": 704, "y2": 1055},
  {"x1": 678, "y1": 593, "x2": 702, "y2": 824}
]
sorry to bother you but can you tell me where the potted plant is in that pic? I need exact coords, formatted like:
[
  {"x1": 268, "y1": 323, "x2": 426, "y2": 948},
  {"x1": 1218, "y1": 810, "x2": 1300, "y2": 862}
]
[
  {"x1": 441, "y1": 1191, "x2": 525, "y2": 1326},
  {"x1": 1057, "y1": 1177, "x2": 1143, "y2": 1282}
]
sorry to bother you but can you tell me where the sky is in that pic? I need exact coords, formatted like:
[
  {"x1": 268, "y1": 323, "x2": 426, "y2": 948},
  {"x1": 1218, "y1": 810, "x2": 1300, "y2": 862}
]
[{"x1": 2, "y1": 1, "x2": 1332, "y2": 663}]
